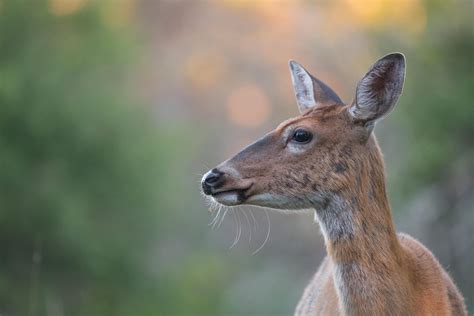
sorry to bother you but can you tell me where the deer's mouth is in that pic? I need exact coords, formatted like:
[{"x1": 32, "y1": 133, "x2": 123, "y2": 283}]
[{"x1": 210, "y1": 186, "x2": 252, "y2": 206}]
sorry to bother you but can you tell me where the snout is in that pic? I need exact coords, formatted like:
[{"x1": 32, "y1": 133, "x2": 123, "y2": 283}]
[
  {"x1": 201, "y1": 166, "x2": 253, "y2": 206},
  {"x1": 201, "y1": 168, "x2": 225, "y2": 195}
]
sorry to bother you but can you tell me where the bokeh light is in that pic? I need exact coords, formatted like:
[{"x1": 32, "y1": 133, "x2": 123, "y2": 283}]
[
  {"x1": 226, "y1": 84, "x2": 270, "y2": 127},
  {"x1": 49, "y1": 0, "x2": 85, "y2": 16}
]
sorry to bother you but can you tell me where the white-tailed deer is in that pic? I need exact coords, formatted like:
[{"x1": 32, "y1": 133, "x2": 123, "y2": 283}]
[{"x1": 201, "y1": 53, "x2": 466, "y2": 315}]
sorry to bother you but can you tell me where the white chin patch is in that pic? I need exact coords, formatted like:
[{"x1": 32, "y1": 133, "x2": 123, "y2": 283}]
[
  {"x1": 212, "y1": 191, "x2": 241, "y2": 206},
  {"x1": 246, "y1": 193, "x2": 300, "y2": 209}
]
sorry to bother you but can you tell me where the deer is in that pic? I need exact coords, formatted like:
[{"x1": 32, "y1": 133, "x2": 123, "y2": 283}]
[{"x1": 200, "y1": 53, "x2": 466, "y2": 315}]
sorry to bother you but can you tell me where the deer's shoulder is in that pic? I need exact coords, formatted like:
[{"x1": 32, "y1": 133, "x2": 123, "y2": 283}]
[
  {"x1": 397, "y1": 232, "x2": 466, "y2": 315},
  {"x1": 295, "y1": 256, "x2": 339, "y2": 316}
]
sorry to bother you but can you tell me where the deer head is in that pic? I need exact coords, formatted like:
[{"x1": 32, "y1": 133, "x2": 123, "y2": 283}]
[{"x1": 201, "y1": 53, "x2": 405, "y2": 211}]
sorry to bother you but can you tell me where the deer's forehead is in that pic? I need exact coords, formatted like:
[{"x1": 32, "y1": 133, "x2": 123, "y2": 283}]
[
  {"x1": 275, "y1": 112, "x2": 344, "y2": 135},
  {"x1": 273, "y1": 116, "x2": 309, "y2": 139},
  {"x1": 276, "y1": 117, "x2": 305, "y2": 131}
]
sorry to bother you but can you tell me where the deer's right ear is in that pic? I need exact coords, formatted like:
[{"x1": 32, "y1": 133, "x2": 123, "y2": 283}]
[{"x1": 289, "y1": 60, "x2": 342, "y2": 114}]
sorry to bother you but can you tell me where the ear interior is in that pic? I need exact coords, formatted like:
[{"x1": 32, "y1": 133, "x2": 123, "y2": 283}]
[
  {"x1": 289, "y1": 61, "x2": 316, "y2": 113},
  {"x1": 289, "y1": 60, "x2": 343, "y2": 114},
  {"x1": 349, "y1": 53, "x2": 406, "y2": 124}
]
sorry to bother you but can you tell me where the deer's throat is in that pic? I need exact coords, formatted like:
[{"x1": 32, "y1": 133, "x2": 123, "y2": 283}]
[
  {"x1": 314, "y1": 189, "x2": 400, "y2": 262},
  {"x1": 314, "y1": 181, "x2": 405, "y2": 314},
  {"x1": 314, "y1": 194, "x2": 357, "y2": 242}
]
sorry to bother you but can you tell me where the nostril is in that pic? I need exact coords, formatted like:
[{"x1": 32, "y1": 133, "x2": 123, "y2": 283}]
[
  {"x1": 203, "y1": 169, "x2": 225, "y2": 190},
  {"x1": 205, "y1": 174, "x2": 220, "y2": 185}
]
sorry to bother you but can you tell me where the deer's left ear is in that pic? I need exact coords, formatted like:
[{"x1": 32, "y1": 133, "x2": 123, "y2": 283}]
[
  {"x1": 289, "y1": 60, "x2": 342, "y2": 114},
  {"x1": 349, "y1": 53, "x2": 406, "y2": 127}
]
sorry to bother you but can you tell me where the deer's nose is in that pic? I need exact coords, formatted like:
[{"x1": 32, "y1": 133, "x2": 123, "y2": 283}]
[{"x1": 201, "y1": 169, "x2": 225, "y2": 195}]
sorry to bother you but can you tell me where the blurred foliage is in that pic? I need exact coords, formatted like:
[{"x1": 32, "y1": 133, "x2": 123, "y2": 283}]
[
  {"x1": 0, "y1": 0, "x2": 187, "y2": 315},
  {"x1": 383, "y1": 2, "x2": 474, "y2": 197}
]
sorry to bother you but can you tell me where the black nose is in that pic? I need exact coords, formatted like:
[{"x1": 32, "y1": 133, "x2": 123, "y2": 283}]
[{"x1": 202, "y1": 169, "x2": 225, "y2": 195}]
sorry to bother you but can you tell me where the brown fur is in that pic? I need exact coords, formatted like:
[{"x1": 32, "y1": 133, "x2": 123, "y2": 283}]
[
  {"x1": 203, "y1": 55, "x2": 467, "y2": 315},
  {"x1": 214, "y1": 105, "x2": 465, "y2": 315},
  {"x1": 293, "y1": 107, "x2": 465, "y2": 315}
]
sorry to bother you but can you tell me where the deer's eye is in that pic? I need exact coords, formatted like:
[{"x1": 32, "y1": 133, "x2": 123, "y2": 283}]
[{"x1": 292, "y1": 129, "x2": 313, "y2": 143}]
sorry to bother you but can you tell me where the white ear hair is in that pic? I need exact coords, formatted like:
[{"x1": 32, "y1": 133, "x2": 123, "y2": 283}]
[
  {"x1": 289, "y1": 60, "x2": 343, "y2": 114},
  {"x1": 289, "y1": 60, "x2": 316, "y2": 113},
  {"x1": 349, "y1": 53, "x2": 406, "y2": 125}
]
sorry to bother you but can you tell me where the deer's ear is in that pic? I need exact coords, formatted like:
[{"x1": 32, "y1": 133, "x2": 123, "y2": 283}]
[
  {"x1": 349, "y1": 53, "x2": 406, "y2": 127},
  {"x1": 289, "y1": 60, "x2": 342, "y2": 114}
]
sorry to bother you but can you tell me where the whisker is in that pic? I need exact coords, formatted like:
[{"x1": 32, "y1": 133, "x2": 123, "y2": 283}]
[
  {"x1": 248, "y1": 208, "x2": 258, "y2": 232},
  {"x1": 237, "y1": 209, "x2": 242, "y2": 245},
  {"x1": 209, "y1": 205, "x2": 222, "y2": 227},
  {"x1": 204, "y1": 197, "x2": 220, "y2": 213},
  {"x1": 252, "y1": 209, "x2": 271, "y2": 255},
  {"x1": 213, "y1": 205, "x2": 225, "y2": 229},
  {"x1": 230, "y1": 210, "x2": 239, "y2": 249},
  {"x1": 240, "y1": 207, "x2": 252, "y2": 243},
  {"x1": 217, "y1": 208, "x2": 228, "y2": 229},
  {"x1": 230, "y1": 209, "x2": 243, "y2": 249},
  {"x1": 196, "y1": 163, "x2": 212, "y2": 183},
  {"x1": 212, "y1": 205, "x2": 222, "y2": 229}
]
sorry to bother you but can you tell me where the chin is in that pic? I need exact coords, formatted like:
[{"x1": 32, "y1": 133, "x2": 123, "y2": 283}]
[
  {"x1": 213, "y1": 192, "x2": 311, "y2": 211},
  {"x1": 211, "y1": 190, "x2": 243, "y2": 206}
]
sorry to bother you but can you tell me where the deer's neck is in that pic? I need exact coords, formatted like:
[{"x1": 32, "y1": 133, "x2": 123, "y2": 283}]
[
  {"x1": 315, "y1": 182, "x2": 400, "y2": 264},
  {"x1": 314, "y1": 141, "x2": 408, "y2": 315}
]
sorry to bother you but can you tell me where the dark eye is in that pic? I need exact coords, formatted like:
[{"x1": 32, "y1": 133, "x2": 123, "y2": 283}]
[{"x1": 292, "y1": 129, "x2": 313, "y2": 143}]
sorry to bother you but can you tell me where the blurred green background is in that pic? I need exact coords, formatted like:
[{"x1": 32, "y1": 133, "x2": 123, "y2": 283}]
[{"x1": 0, "y1": 0, "x2": 472, "y2": 315}]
